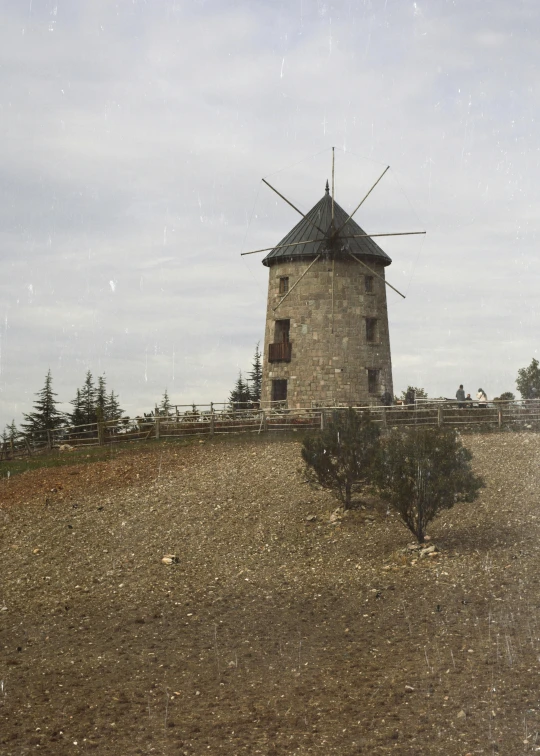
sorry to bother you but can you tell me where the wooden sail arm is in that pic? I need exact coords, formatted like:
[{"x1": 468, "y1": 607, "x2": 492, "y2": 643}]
[
  {"x1": 241, "y1": 237, "x2": 322, "y2": 256},
  {"x1": 261, "y1": 178, "x2": 327, "y2": 237},
  {"x1": 241, "y1": 230, "x2": 424, "y2": 256},
  {"x1": 334, "y1": 166, "x2": 390, "y2": 237},
  {"x1": 341, "y1": 230, "x2": 426, "y2": 241},
  {"x1": 348, "y1": 252, "x2": 406, "y2": 299},
  {"x1": 273, "y1": 255, "x2": 321, "y2": 311}
]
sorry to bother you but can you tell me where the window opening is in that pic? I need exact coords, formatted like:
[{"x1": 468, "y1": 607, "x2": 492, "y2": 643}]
[
  {"x1": 272, "y1": 379, "x2": 288, "y2": 402},
  {"x1": 279, "y1": 277, "x2": 289, "y2": 294},
  {"x1": 365, "y1": 318, "x2": 377, "y2": 343},
  {"x1": 274, "y1": 319, "x2": 290, "y2": 343},
  {"x1": 367, "y1": 369, "x2": 380, "y2": 394},
  {"x1": 365, "y1": 276, "x2": 374, "y2": 293}
]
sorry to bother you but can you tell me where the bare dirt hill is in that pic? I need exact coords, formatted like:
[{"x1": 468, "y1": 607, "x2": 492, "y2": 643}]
[{"x1": 1, "y1": 432, "x2": 540, "y2": 755}]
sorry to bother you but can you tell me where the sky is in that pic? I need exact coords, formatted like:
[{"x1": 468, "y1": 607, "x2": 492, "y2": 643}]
[{"x1": 1, "y1": 0, "x2": 539, "y2": 427}]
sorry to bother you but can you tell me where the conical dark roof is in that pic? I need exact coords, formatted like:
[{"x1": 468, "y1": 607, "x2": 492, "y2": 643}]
[{"x1": 262, "y1": 184, "x2": 392, "y2": 267}]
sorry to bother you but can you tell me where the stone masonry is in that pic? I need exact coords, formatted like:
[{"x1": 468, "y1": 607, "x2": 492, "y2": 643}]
[{"x1": 260, "y1": 255, "x2": 393, "y2": 408}]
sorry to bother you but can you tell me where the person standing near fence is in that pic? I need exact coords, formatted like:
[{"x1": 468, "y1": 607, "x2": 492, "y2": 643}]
[
  {"x1": 477, "y1": 388, "x2": 488, "y2": 407},
  {"x1": 456, "y1": 384, "x2": 466, "y2": 408}
]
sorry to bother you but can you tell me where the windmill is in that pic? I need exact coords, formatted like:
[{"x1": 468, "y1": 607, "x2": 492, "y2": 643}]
[{"x1": 241, "y1": 148, "x2": 425, "y2": 408}]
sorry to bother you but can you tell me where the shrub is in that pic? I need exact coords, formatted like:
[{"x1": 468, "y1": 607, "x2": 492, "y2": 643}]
[
  {"x1": 301, "y1": 408, "x2": 380, "y2": 509},
  {"x1": 375, "y1": 426, "x2": 484, "y2": 543},
  {"x1": 516, "y1": 359, "x2": 540, "y2": 400},
  {"x1": 494, "y1": 391, "x2": 515, "y2": 404}
]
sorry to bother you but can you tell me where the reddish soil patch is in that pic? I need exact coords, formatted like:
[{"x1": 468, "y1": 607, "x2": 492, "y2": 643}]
[{"x1": 1, "y1": 432, "x2": 540, "y2": 755}]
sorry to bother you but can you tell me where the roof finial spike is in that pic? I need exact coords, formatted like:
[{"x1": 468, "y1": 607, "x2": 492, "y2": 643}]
[{"x1": 325, "y1": 179, "x2": 330, "y2": 194}]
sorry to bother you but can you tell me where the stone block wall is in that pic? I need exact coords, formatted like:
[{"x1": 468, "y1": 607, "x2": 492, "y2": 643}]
[{"x1": 260, "y1": 255, "x2": 393, "y2": 408}]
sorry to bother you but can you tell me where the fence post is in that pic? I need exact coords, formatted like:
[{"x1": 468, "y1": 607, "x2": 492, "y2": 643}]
[
  {"x1": 155, "y1": 415, "x2": 160, "y2": 441},
  {"x1": 437, "y1": 406, "x2": 443, "y2": 427},
  {"x1": 262, "y1": 410, "x2": 268, "y2": 433},
  {"x1": 98, "y1": 422, "x2": 104, "y2": 446},
  {"x1": 210, "y1": 412, "x2": 215, "y2": 436},
  {"x1": 381, "y1": 408, "x2": 387, "y2": 429},
  {"x1": 46, "y1": 430, "x2": 52, "y2": 450},
  {"x1": 24, "y1": 437, "x2": 33, "y2": 457},
  {"x1": 498, "y1": 406, "x2": 503, "y2": 429},
  {"x1": 320, "y1": 410, "x2": 325, "y2": 431}
]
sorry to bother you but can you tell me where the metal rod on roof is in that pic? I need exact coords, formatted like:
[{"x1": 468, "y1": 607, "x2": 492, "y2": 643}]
[
  {"x1": 331, "y1": 147, "x2": 335, "y2": 225},
  {"x1": 240, "y1": 237, "x2": 322, "y2": 256},
  {"x1": 348, "y1": 252, "x2": 406, "y2": 299},
  {"x1": 273, "y1": 255, "x2": 321, "y2": 311},
  {"x1": 335, "y1": 166, "x2": 390, "y2": 236},
  {"x1": 261, "y1": 178, "x2": 327, "y2": 236}
]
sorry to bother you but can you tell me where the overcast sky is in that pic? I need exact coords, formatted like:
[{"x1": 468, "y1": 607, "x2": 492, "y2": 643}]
[{"x1": 1, "y1": 0, "x2": 539, "y2": 427}]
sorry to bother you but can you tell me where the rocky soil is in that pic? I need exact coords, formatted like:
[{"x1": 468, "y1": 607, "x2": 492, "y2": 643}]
[{"x1": 1, "y1": 431, "x2": 540, "y2": 755}]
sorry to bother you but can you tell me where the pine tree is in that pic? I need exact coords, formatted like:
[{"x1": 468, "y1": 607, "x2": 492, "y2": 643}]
[
  {"x1": 69, "y1": 389, "x2": 86, "y2": 427},
  {"x1": 247, "y1": 343, "x2": 262, "y2": 403},
  {"x1": 96, "y1": 375, "x2": 108, "y2": 422},
  {"x1": 229, "y1": 372, "x2": 251, "y2": 409},
  {"x1": 21, "y1": 370, "x2": 64, "y2": 435},
  {"x1": 106, "y1": 391, "x2": 123, "y2": 420},
  {"x1": 79, "y1": 371, "x2": 97, "y2": 424},
  {"x1": 7, "y1": 419, "x2": 17, "y2": 444},
  {"x1": 159, "y1": 389, "x2": 172, "y2": 416}
]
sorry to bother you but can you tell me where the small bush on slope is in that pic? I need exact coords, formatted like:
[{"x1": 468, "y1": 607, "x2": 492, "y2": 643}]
[
  {"x1": 375, "y1": 426, "x2": 485, "y2": 543},
  {"x1": 301, "y1": 409, "x2": 380, "y2": 509}
]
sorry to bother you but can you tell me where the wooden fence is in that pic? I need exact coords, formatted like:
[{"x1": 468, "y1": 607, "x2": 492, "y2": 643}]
[{"x1": 1, "y1": 400, "x2": 540, "y2": 462}]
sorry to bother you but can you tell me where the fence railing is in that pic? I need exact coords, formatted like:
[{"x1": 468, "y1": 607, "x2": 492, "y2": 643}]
[{"x1": 1, "y1": 400, "x2": 539, "y2": 462}]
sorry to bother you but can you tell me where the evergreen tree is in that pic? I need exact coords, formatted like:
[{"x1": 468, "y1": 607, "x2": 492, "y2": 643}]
[
  {"x1": 229, "y1": 372, "x2": 251, "y2": 409},
  {"x1": 159, "y1": 389, "x2": 172, "y2": 416},
  {"x1": 7, "y1": 419, "x2": 18, "y2": 444},
  {"x1": 106, "y1": 391, "x2": 123, "y2": 420},
  {"x1": 516, "y1": 358, "x2": 540, "y2": 400},
  {"x1": 79, "y1": 371, "x2": 97, "y2": 424},
  {"x1": 247, "y1": 343, "x2": 262, "y2": 403},
  {"x1": 21, "y1": 370, "x2": 64, "y2": 435},
  {"x1": 376, "y1": 426, "x2": 484, "y2": 543},
  {"x1": 96, "y1": 375, "x2": 108, "y2": 421},
  {"x1": 69, "y1": 389, "x2": 86, "y2": 427},
  {"x1": 302, "y1": 408, "x2": 381, "y2": 509}
]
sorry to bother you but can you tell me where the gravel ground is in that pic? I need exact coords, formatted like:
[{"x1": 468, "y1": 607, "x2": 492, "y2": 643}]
[{"x1": 1, "y1": 431, "x2": 540, "y2": 755}]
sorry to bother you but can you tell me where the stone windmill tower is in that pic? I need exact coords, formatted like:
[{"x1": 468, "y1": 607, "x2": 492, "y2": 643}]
[{"x1": 242, "y1": 153, "x2": 424, "y2": 408}]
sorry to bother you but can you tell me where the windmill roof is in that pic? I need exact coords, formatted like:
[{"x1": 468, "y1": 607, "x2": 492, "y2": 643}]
[{"x1": 262, "y1": 183, "x2": 392, "y2": 267}]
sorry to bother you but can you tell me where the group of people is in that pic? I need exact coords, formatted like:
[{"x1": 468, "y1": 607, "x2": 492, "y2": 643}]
[{"x1": 455, "y1": 384, "x2": 488, "y2": 408}]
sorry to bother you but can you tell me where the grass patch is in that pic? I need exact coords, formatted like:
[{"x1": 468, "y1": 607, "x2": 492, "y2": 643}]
[
  {"x1": 0, "y1": 428, "x2": 312, "y2": 480},
  {"x1": 0, "y1": 438, "x2": 190, "y2": 479}
]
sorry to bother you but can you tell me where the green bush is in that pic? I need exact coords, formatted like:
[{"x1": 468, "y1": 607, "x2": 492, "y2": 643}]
[
  {"x1": 301, "y1": 408, "x2": 380, "y2": 509},
  {"x1": 375, "y1": 426, "x2": 484, "y2": 543}
]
